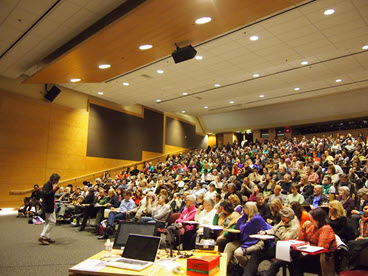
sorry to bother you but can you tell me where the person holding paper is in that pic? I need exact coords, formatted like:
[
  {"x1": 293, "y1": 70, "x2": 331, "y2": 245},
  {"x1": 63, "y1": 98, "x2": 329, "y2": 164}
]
[
  {"x1": 223, "y1": 201, "x2": 271, "y2": 268},
  {"x1": 243, "y1": 207, "x2": 299, "y2": 276},
  {"x1": 288, "y1": 208, "x2": 337, "y2": 276}
]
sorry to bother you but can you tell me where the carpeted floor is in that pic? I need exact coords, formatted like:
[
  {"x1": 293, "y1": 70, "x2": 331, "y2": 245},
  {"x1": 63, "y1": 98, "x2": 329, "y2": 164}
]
[
  {"x1": 0, "y1": 214, "x2": 104, "y2": 276},
  {"x1": 0, "y1": 214, "x2": 312, "y2": 276}
]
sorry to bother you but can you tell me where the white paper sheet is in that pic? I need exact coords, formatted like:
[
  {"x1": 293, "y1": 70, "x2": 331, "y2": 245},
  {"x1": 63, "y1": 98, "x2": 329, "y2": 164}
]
[
  {"x1": 249, "y1": 234, "x2": 275, "y2": 240},
  {"x1": 71, "y1": 259, "x2": 106, "y2": 272}
]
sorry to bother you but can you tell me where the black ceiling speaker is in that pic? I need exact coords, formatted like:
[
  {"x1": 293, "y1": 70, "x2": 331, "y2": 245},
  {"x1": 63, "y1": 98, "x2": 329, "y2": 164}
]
[
  {"x1": 171, "y1": 44, "x2": 197, "y2": 64},
  {"x1": 44, "y1": 85, "x2": 61, "y2": 102}
]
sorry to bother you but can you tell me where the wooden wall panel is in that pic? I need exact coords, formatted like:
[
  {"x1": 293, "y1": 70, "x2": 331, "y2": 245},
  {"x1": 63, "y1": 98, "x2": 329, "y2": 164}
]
[{"x1": 1, "y1": 91, "x2": 200, "y2": 207}]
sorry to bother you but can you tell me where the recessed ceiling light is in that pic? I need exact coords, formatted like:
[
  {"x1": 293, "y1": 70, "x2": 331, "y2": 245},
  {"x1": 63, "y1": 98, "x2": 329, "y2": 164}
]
[
  {"x1": 259, "y1": 94, "x2": 265, "y2": 98},
  {"x1": 195, "y1": 17, "x2": 211, "y2": 24},
  {"x1": 157, "y1": 69, "x2": 164, "y2": 74},
  {"x1": 253, "y1": 73, "x2": 260, "y2": 78},
  {"x1": 250, "y1": 35, "x2": 259, "y2": 41},
  {"x1": 204, "y1": 106, "x2": 208, "y2": 109},
  {"x1": 214, "y1": 84, "x2": 221, "y2": 87},
  {"x1": 70, "y1": 78, "x2": 81, "y2": 82},
  {"x1": 301, "y1": 61, "x2": 309, "y2": 65},
  {"x1": 182, "y1": 92, "x2": 188, "y2": 95},
  {"x1": 336, "y1": 79, "x2": 342, "y2": 82},
  {"x1": 362, "y1": 45, "x2": 368, "y2": 50},
  {"x1": 236, "y1": 131, "x2": 240, "y2": 133},
  {"x1": 98, "y1": 64, "x2": 111, "y2": 69},
  {"x1": 139, "y1": 44, "x2": 152, "y2": 50},
  {"x1": 156, "y1": 99, "x2": 161, "y2": 102},
  {"x1": 324, "y1": 9, "x2": 335, "y2": 15},
  {"x1": 123, "y1": 82, "x2": 129, "y2": 86},
  {"x1": 229, "y1": 101, "x2": 235, "y2": 104},
  {"x1": 195, "y1": 55, "x2": 203, "y2": 60},
  {"x1": 97, "y1": 92, "x2": 104, "y2": 95},
  {"x1": 181, "y1": 110, "x2": 186, "y2": 113},
  {"x1": 294, "y1": 87, "x2": 300, "y2": 91}
]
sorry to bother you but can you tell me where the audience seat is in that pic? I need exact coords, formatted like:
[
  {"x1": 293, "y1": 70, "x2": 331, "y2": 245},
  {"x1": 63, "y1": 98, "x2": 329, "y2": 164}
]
[{"x1": 157, "y1": 213, "x2": 181, "y2": 234}]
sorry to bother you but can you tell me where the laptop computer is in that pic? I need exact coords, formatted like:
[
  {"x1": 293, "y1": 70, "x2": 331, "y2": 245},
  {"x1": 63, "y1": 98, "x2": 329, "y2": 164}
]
[
  {"x1": 106, "y1": 234, "x2": 161, "y2": 271},
  {"x1": 113, "y1": 221, "x2": 158, "y2": 249}
]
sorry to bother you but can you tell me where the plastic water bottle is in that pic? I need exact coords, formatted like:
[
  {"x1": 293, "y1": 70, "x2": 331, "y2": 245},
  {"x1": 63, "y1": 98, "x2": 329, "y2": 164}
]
[{"x1": 104, "y1": 239, "x2": 112, "y2": 257}]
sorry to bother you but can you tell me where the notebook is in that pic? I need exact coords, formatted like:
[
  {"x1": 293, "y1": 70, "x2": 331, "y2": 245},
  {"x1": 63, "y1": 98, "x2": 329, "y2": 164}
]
[{"x1": 106, "y1": 234, "x2": 161, "y2": 271}]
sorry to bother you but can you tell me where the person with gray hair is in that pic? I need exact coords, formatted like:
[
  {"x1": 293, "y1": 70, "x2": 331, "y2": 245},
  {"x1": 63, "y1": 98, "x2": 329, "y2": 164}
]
[
  {"x1": 244, "y1": 207, "x2": 300, "y2": 276},
  {"x1": 336, "y1": 186, "x2": 355, "y2": 216},
  {"x1": 128, "y1": 191, "x2": 157, "y2": 222}
]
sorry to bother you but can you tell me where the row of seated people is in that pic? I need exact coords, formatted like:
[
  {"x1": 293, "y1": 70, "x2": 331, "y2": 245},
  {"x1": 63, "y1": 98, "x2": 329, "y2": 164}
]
[{"x1": 23, "y1": 132, "x2": 368, "y2": 274}]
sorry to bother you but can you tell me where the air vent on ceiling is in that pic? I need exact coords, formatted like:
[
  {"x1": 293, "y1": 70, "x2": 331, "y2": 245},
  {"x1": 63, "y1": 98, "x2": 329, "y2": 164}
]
[{"x1": 141, "y1": 74, "x2": 153, "y2": 79}]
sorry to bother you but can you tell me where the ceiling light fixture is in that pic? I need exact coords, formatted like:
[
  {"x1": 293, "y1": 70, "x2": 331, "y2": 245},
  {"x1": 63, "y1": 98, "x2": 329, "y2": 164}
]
[
  {"x1": 98, "y1": 64, "x2": 111, "y2": 69},
  {"x1": 250, "y1": 35, "x2": 259, "y2": 41},
  {"x1": 70, "y1": 78, "x2": 81, "y2": 82},
  {"x1": 156, "y1": 99, "x2": 161, "y2": 102},
  {"x1": 214, "y1": 84, "x2": 221, "y2": 87},
  {"x1": 336, "y1": 79, "x2": 342, "y2": 82},
  {"x1": 181, "y1": 110, "x2": 186, "y2": 113},
  {"x1": 204, "y1": 106, "x2": 208, "y2": 109},
  {"x1": 253, "y1": 73, "x2": 260, "y2": 78},
  {"x1": 157, "y1": 70, "x2": 164, "y2": 74},
  {"x1": 123, "y1": 82, "x2": 129, "y2": 86},
  {"x1": 195, "y1": 55, "x2": 203, "y2": 60},
  {"x1": 294, "y1": 87, "x2": 300, "y2": 91},
  {"x1": 139, "y1": 44, "x2": 152, "y2": 50},
  {"x1": 195, "y1": 17, "x2": 211, "y2": 24},
  {"x1": 324, "y1": 9, "x2": 335, "y2": 15},
  {"x1": 362, "y1": 45, "x2": 368, "y2": 50},
  {"x1": 259, "y1": 94, "x2": 265, "y2": 98},
  {"x1": 98, "y1": 92, "x2": 104, "y2": 95},
  {"x1": 301, "y1": 61, "x2": 309, "y2": 65},
  {"x1": 182, "y1": 92, "x2": 188, "y2": 95},
  {"x1": 229, "y1": 101, "x2": 235, "y2": 104}
]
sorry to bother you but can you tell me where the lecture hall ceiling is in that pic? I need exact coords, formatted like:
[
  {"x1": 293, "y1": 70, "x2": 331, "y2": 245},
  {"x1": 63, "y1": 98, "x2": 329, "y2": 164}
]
[{"x1": 0, "y1": 0, "x2": 368, "y2": 117}]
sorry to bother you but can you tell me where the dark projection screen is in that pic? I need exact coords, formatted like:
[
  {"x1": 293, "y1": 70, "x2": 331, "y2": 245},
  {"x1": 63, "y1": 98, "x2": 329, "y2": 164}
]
[
  {"x1": 165, "y1": 117, "x2": 206, "y2": 149},
  {"x1": 87, "y1": 104, "x2": 163, "y2": 160}
]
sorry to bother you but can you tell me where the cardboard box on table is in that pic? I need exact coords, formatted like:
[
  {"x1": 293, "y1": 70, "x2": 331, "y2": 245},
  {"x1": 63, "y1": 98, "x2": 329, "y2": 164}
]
[{"x1": 187, "y1": 255, "x2": 220, "y2": 276}]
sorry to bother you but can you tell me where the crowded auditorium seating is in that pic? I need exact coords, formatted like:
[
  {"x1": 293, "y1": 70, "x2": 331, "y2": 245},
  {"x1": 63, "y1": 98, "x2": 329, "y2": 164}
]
[{"x1": 17, "y1": 133, "x2": 368, "y2": 275}]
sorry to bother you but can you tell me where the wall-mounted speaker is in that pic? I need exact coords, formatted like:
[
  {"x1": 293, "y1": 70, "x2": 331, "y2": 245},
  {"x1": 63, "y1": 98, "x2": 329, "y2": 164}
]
[
  {"x1": 171, "y1": 45, "x2": 197, "y2": 64},
  {"x1": 44, "y1": 85, "x2": 61, "y2": 102}
]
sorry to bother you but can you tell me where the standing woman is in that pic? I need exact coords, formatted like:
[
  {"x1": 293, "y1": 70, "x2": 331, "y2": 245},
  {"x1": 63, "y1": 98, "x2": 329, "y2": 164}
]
[{"x1": 288, "y1": 208, "x2": 337, "y2": 276}]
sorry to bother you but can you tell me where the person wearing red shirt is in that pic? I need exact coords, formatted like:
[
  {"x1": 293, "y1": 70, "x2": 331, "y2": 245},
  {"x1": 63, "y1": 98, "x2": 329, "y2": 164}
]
[{"x1": 288, "y1": 208, "x2": 337, "y2": 276}]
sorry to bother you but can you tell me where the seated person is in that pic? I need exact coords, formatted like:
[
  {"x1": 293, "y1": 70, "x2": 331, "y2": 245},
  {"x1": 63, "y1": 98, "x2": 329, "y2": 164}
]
[
  {"x1": 165, "y1": 195, "x2": 197, "y2": 250},
  {"x1": 224, "y1": 201, "x2": 271, "y2": 268},
  {"x1": 278, "y1": 174, "x2": 292, "y2": 195},
  {"x1": 321, "y1": 175, "x2": 336, "y2": 199},
  {"x1": 98, "y1": 190, "x2": 135, "y2": 239},
  {"x1": 57, "y1": 187, "x2": 84, "y2": 219},
  {"x1": 213, "y1": 199, "x2": 241, "y2": 252},
  {"x1": 140, "y1": 195, "x2": 171, "y2": 228},
  {"x1": 256, "y1": 194, "x2": 272, "y2": 222},
  {"x1": 303, "y1": 185, "x2": 329, "y2": 209},
  {"x1": 229, "y1": 194, "x2": 243, "y2": 214},
  {"x1": 77, "y1": 187, "x2": 96, "y2": 231},
  {"x1": 93, "y1": 188, "x2": 120, "y2": 229},
  {"x1": 328, "y1": 200, "x2": 354, "y2": 243},
  {"x1": 268, "y1": 198, "x2": 283, "y2": 226},
  {"x1": 169, "y1": 192, "x2": 181, "y2": 213},
  {"x1": 244, "y1": 207, "x2": 299, "y2": 276},
  {"x1": 128, "y1": 191, "x2": 156, "y2": 221},
  {"x1": 299, "y1": 176, "x2": 314, "y2": 199},
  {"x1": 269, "y1": 185, "x2": 286, "y2": 204},
  {"x1": 288, "y1": 208, "x2": 337, "y2": 276},
  {"x1": 24, "y1": 184, "x2": 43, "y2": 214},
  {"x1": 248, "y1": 184, "x2": 262, "y2": 202},
  {"x1": 347, "y1": 202, "x2": 368, "y2": 270},
  {"x1": 290, "y1": 201, "x2": 310, "y2": 231},
  {"x1": 285, "y1": 183, "x2": 305, "y2": 205},
  {"x1": 336, "y1": 186, "x2": 355, "y2": 217}
]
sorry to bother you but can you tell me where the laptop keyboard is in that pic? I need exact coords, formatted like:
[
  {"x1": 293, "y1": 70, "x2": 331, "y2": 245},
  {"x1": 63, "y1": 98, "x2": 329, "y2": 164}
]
[{"x1": 117, "y1": 259, "x2": 149, "y2": 266}]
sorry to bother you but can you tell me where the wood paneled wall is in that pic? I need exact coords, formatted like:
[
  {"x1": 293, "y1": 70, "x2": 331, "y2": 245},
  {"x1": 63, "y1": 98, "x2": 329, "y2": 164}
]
[{"x1": 1, "y1": 91, "x2": 203, "y2": 208}]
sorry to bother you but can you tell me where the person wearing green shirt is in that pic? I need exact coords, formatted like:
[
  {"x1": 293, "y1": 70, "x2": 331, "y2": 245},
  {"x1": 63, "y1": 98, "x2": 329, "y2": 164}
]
[{"x1": 285, "y1": 183, "x2": 305, "y2": 205}]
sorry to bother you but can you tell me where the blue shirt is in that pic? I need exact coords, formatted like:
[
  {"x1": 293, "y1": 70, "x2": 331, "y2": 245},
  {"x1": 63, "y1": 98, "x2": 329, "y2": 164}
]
[
  {"x1": 312, "y1": 195, "x2": 321, "y2": 208},
  {"x1": 117, "y1": 198, "x2": 135, "y2": 213}
]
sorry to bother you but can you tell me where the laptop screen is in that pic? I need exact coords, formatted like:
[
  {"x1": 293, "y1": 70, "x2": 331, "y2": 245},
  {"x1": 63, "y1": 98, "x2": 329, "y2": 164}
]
[
  {"x1": 113, "y1": 221, "x2": 158, "y2": 249},
  {"x1": 122, "y1": 234, "x2": 161, "y2": 262}
]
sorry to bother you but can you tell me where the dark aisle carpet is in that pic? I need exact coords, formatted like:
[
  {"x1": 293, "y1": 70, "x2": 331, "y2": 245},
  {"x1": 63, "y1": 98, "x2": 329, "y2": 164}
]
[{"x1": 0, "y1": 215, "x2": 105, "y2": 276}]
